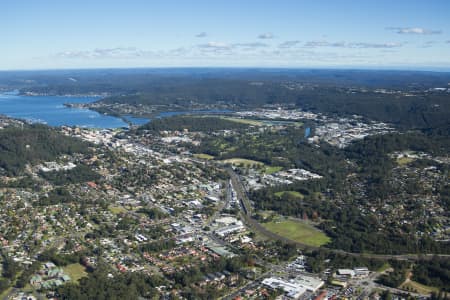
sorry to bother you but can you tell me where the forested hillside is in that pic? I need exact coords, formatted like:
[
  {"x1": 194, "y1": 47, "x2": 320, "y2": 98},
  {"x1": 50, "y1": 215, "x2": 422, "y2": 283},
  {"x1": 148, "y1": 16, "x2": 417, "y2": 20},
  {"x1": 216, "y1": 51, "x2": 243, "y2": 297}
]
[
  {"x1": 0, "y1": 125, "x2": 90, "y2": 175},
  {"x1": 138, "y1": 115, "x2": 249, "y2": 132}
]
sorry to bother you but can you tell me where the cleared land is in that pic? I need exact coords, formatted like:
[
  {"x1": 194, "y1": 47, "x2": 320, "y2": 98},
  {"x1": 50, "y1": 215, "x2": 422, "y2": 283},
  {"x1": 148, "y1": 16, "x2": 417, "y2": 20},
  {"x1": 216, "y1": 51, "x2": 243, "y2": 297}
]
[
  {"x1": 218, "y1": 116, "x2": 304, "y2": 127},
  {"x1": 264, "y1": 120, "x2": 303, "y2": 127},
  {"x1": 262, "y1": 218, "x2": 330, "y2": 247},
  {"x1": 396, "y1": 157, "x2": 415, "y2": 165},
  {"x1": 0, "y1": 288, "x2": 12, "y2": 300},
  {"x1": 265, "y1": 166, "x2": 283, "y2": 174},
  {"x1": 109, "y1": 206, "x2": 127, "y2": 215},
  {"x1": 63, "y1": 263, "x2": 88, "y2": 283},
  {"x1": 274, "y1": 191, "x2": 304, "y2": 199},
  {"x1": 222, "y1": 158, "x2": 265, "y2": 167},
  {"x1": 377, "y1": 262, "x2": 392, "y2": 273},
  {"x1": 400, "y1": 280, "x2": 439, "y2": 295},
  {"x1": 218, "y1": 116, "x2": 264, "y2": 126},
  {"x1": 193, "y1": 153, "x2": 214, "y2": 160}
]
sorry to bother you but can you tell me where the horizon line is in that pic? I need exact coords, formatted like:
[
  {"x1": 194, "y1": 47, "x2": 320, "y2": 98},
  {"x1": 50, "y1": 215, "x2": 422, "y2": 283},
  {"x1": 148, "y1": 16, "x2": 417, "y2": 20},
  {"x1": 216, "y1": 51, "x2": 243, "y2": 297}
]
[{"x1": 1, "y1": 65, "x2": 450, "y2": 73}]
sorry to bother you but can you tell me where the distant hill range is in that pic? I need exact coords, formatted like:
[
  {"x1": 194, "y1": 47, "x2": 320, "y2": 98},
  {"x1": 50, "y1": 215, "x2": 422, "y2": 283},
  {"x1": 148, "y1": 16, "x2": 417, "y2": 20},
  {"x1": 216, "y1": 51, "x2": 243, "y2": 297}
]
[{"x1": 1, "y1": 68, "x2": 449, "y2": 129}]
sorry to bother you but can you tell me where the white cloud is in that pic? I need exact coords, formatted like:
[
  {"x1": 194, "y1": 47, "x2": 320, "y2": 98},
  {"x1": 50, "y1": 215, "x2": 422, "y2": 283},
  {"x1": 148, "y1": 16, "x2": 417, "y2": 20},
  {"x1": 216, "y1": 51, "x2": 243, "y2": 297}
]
[
  {"x1": 386, "y1": 27, "x2": 442, "y2": 35},
  {"x1": 303, "y1": 40, "x2": 402, "y2": 49},
  {"x1": 258, "y1": 32, "x2": 274, "y2": 39},
  {"x1": 420, "y1": 41, "x2": 437, "y2": 48},
  {"x1": 278, "y1": 40, "x2": 300, "y2": 48},
  {"x1": 56, "y1": 47, "x2": 202, "y2": 60},
  {"x1": 195, "y1": 32, "x2": 207, "y2": 38},
  {"x1": 166, "y1": 47, "x2": 191, "y2": 56},
  {"x1": 55, "y1": 47, "x2": 158, "y2": 59},
  {"x1": 197, "y1": 41, "x2": 268, "y2": 52},
  {"x1": 351, "y1": 42, "x2": 403, "y2": 48},
  {"x1": 233, "y1": 42, "x2": 268, "y2": 48},
  {"x1": 198, "y1": 41, "x2": 232, "y2": 51},
  {"x1": 303, "y1": 41, "x2": 347, "y2": 48},
  {"x1": 303, "y1": 41, "x2": 330, "y2": 48},
  {"x1": 51, "y1": 37, "x2": 440, "y2": 69}
]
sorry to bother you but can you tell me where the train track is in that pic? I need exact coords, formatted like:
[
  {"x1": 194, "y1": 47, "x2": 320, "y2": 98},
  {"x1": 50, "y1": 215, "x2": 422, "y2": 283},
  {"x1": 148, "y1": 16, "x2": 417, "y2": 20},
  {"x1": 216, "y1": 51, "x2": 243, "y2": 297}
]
[{"x1": 227, "y1": 168, "x2": 450, "y2": 261}]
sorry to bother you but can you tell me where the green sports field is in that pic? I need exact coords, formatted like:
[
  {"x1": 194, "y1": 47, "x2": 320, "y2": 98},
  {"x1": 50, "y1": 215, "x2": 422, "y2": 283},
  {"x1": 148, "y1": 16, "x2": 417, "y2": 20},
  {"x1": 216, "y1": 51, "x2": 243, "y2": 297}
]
[{"x1": 262, "y1": 219, "x2": 330, "y2": 247}]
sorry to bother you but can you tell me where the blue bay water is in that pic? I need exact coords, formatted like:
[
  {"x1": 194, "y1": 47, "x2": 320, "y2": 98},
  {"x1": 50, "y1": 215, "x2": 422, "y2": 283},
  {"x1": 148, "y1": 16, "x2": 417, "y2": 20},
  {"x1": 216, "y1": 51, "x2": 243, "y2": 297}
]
[
  {"x1": 0, "y1": 92, "x2": 231, "y2": 129},
  {"x1": 122, "y1": 115, "x2": 151, "y2": 126},
  {"x1": 0, "y1": 92, "x2": 130, "y2": 128}
]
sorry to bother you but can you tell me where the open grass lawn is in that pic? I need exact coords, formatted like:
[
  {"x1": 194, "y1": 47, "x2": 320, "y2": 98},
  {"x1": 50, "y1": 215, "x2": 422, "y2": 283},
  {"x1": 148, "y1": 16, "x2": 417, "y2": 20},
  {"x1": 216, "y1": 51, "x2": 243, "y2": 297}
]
[
  {"x1": 109, "y1": 206, "x2": 127, "y2": 215},
  {"x1": 22, "y1": 283, "x2": 35, "y2": 292},
  {"x1": 193, "y1": 153, "x2": 214, "y2": 160},
  {"x1": 264, "y1": 120, "x2": 304, "y2": 127},
  {"x1": 265, "y1": 166, "x2": 283, "y2": 174},
  {"x1": 63, "y1": 263, "x2": 88, "y2": 283},
  {"x1": 218, "y1": 116, "x2": 264, "y2": 126},
  {"x1": 213, "y1": 141, "x2": 227, "y2": 150},
  {"x1": 397, "y1": 157, "x2": 414, "y2": 165},
  {"x1": 257, "y1": 210, "x2": 275, "y2": 219},
  {"x1": 377, "y1": 262, "x2": 392, "y2": 273},
  {"x1": 262, "y1": 218, "x2": 330, "y2": 247},
  {"x1": 0, "y1": 287, "x2": 12, "y2": 300},
  {"x1": 222, "y1": 158, "x2": 265, "y2": 167},
  {"x1": 400, "y1": 280, "x2": 439, "y2": 295},
  {"x1": 274, "y1": 191, "x2": 304, "y2": 199}
]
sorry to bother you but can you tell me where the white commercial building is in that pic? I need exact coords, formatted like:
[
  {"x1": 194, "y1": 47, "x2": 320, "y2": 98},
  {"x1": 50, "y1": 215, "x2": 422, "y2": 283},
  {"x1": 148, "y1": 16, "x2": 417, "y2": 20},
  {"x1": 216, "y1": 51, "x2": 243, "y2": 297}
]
[
  {"x1": 262, "y1": 275, "x2": 324, "y2": 299},
  {"x1": 294, "y1": 275, "x2": 324, "y2": 292},
  {"x1": 215, "y1": 216, "x2": 239, "y2": 226},
  {"x1": 214, "y1": 223, "x2": 244, "y2": 237},
  {"x1": 262, "y1": 277, "x2": 307, "y2": 299}
]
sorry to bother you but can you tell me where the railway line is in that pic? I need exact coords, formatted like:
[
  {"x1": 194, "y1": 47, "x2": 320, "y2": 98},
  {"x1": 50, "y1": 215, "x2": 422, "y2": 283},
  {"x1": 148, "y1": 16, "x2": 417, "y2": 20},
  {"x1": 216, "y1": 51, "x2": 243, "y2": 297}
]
[{"x1": 226, "y1": 168, "x2": 450, "y2": 261}]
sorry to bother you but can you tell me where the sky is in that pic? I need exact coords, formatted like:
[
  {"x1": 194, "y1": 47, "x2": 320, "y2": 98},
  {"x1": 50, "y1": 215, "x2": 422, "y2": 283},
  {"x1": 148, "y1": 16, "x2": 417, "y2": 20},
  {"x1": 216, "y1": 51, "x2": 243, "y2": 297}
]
[{"x1": 1, "y1": 0, "x2": 450, "y2": 70}]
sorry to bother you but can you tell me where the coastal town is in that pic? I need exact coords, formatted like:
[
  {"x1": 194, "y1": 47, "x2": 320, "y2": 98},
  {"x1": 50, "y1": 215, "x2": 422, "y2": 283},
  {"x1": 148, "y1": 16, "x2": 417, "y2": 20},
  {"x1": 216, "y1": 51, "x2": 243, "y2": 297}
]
[
  {"x1": 1, "y1": 0, "x2": 450, "y2": 298},
  {"x1": 0, "y1": 104, "x2": 448, "y2": 300}
]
